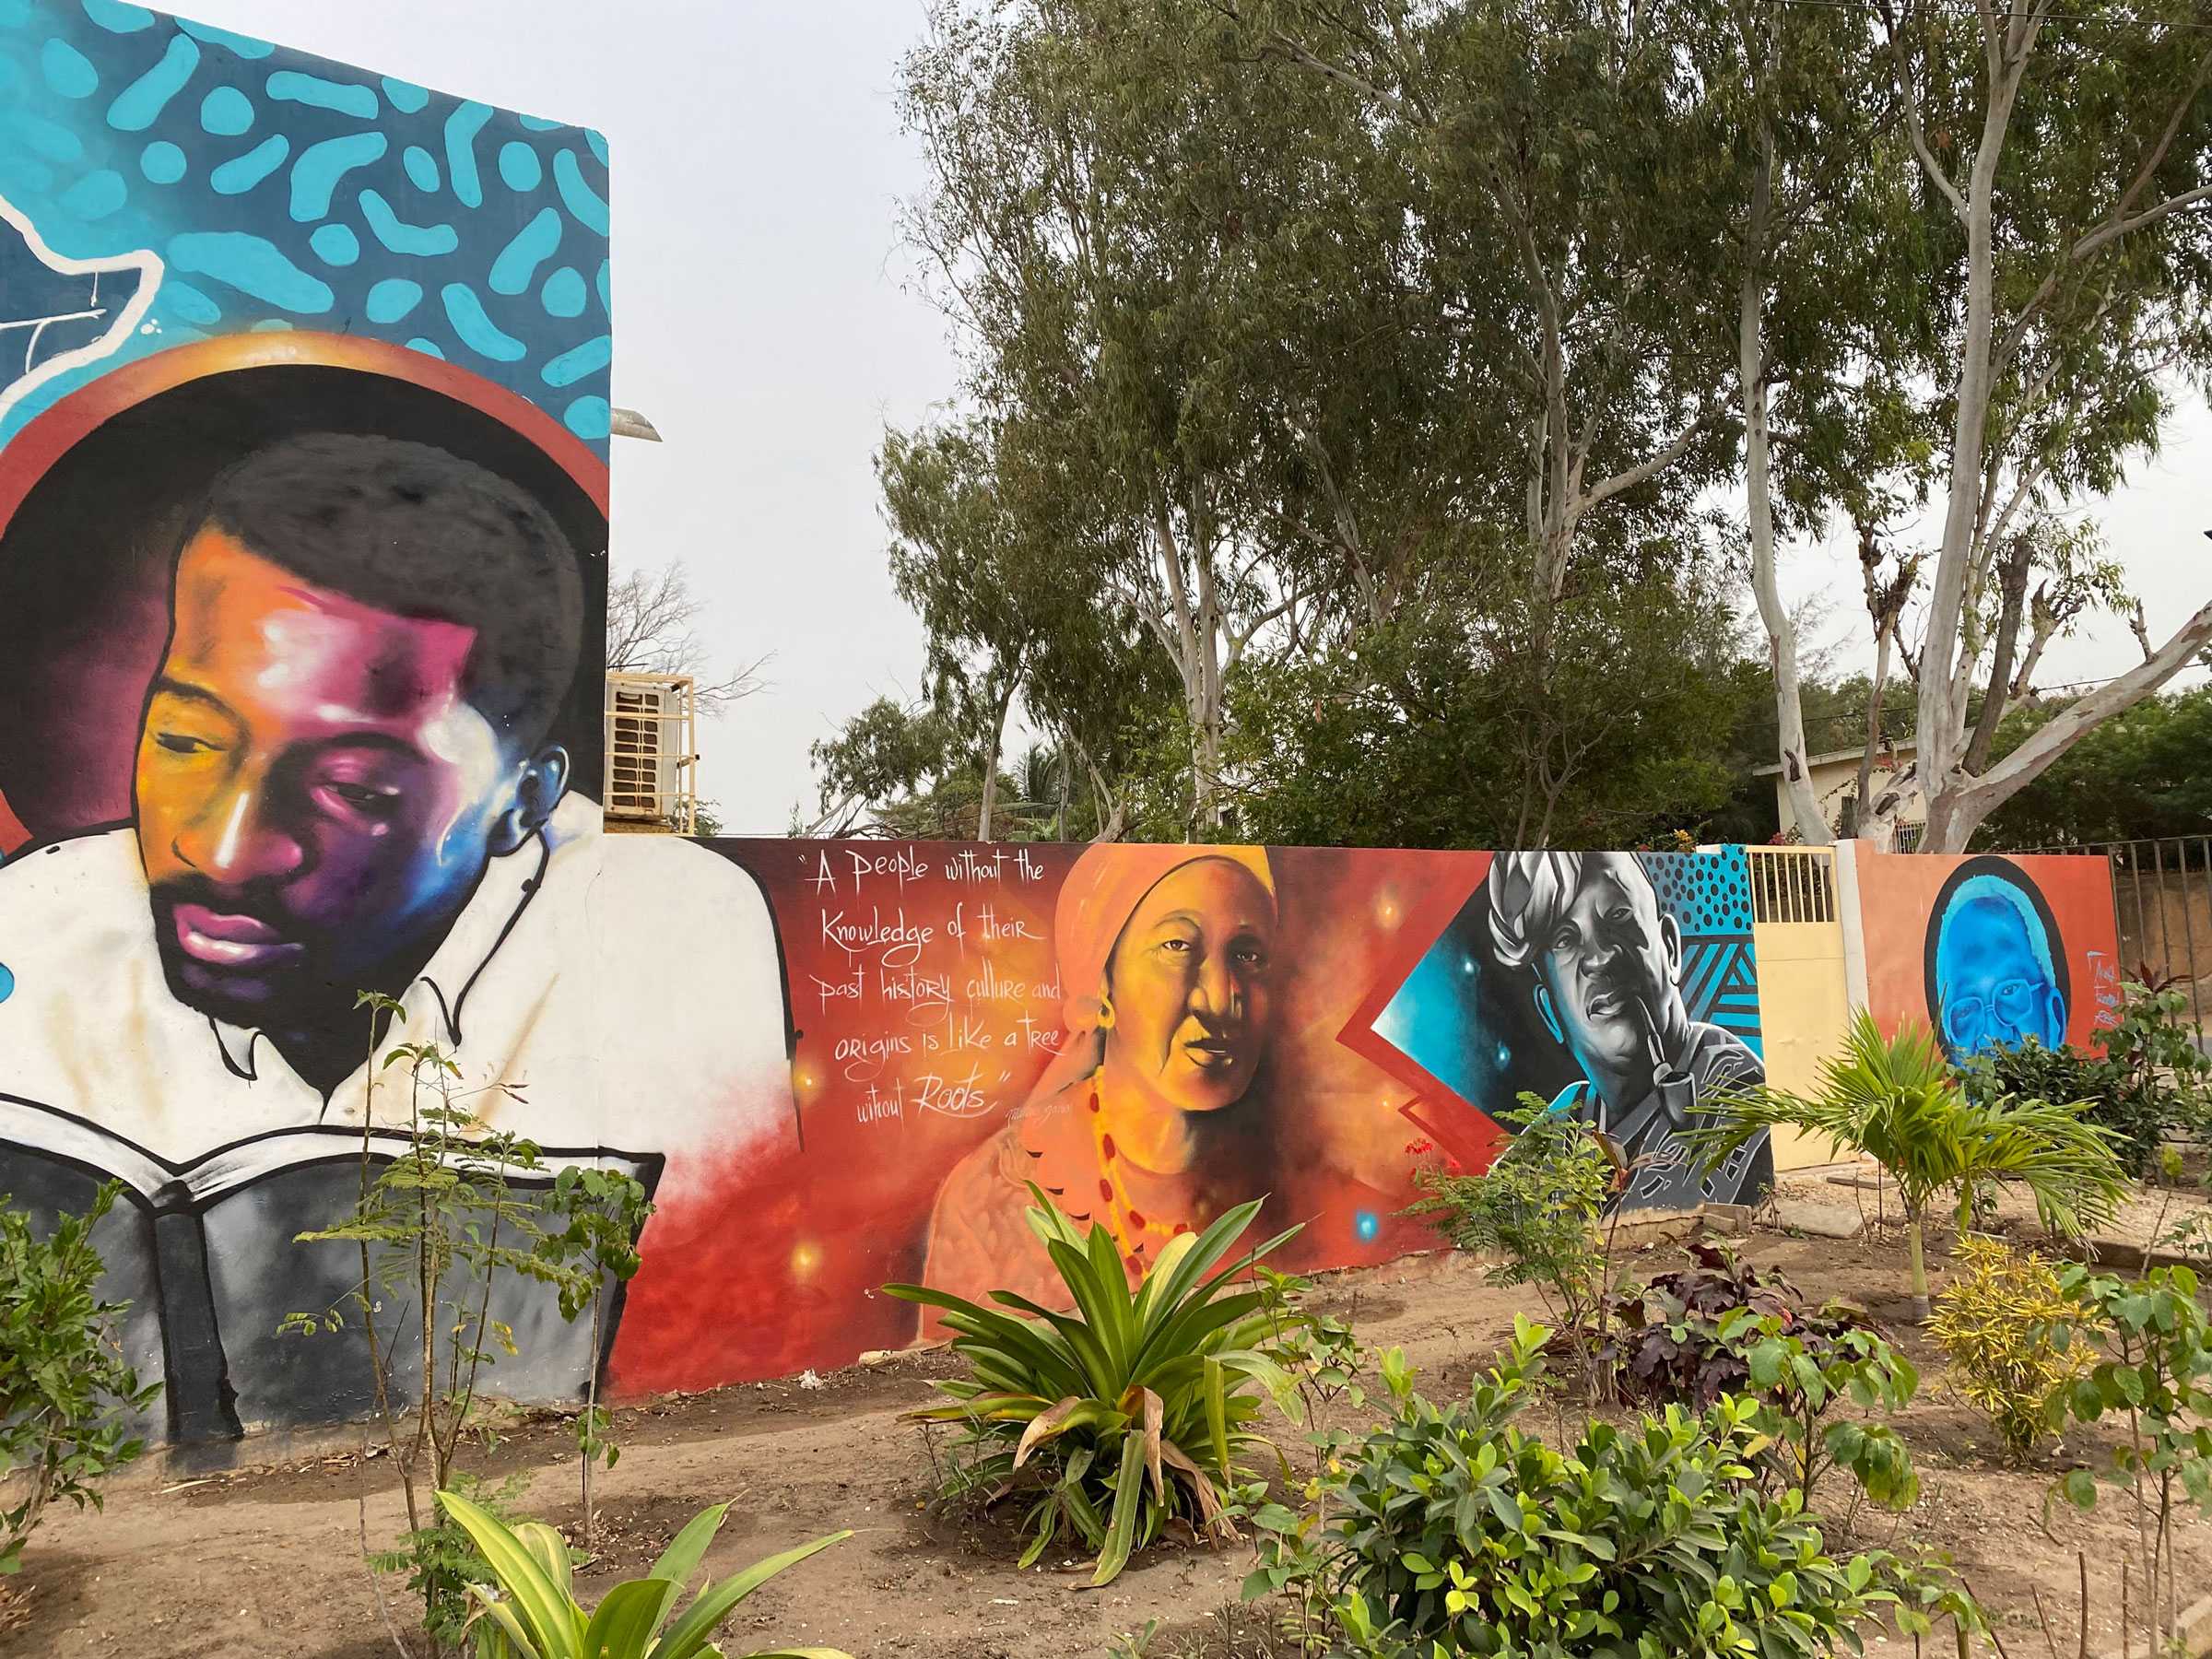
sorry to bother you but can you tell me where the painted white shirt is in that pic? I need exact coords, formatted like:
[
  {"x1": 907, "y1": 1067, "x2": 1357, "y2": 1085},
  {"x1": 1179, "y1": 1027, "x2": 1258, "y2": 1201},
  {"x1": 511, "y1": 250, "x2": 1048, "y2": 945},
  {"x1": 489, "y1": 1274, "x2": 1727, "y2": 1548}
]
[{"x1": 0, "y1": 795, "x2": 795, "y2": 1199}]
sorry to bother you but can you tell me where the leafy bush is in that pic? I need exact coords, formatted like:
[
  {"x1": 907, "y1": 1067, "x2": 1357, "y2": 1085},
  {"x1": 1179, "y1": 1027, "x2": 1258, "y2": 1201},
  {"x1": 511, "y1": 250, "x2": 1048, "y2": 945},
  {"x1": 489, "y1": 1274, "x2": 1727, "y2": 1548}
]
[
  {"x1": 2048, "y1": 1262, "x2": 2212, "y2": 1653},
  {"x1": 1926, "y1": 1235, "x2": 2083, "y2": 1461},
  {"x1": 438, "y1": 1487, "x2": 850, "y2": 1659},
  {"x1": 1241, "y1": 1272, "x2": 1381, "y2": 1653},
  {"x1": 1959, "y1": 981, "x2": 2212, "y2": 1177},
  {"x1": 373, "y1": 1470, "x2": 533, "y2": 1655},
  {"x1": 1601, "y1": 1240, "x2": 1815, "y2": 1406},
  {"x1": 1685, "y1": 1012, "x2": 2128, "y2": 1318},
  {"x1": 1725, "y1": 1307, "x2": 1920, "y2": 1514},
  {"x1": 1, "y1": 1182, "x2": 162, "y2": 1576},
  {"x1": 1317, "y1": 1318, "x2": 1966, "y2": 1658},
  {"x1": 1407, "y1": 1097, "x2": 1621, "y2": 1383},
  {"x1": 885, "y1": 1186, "x2": 1298, "y2": 1585}
]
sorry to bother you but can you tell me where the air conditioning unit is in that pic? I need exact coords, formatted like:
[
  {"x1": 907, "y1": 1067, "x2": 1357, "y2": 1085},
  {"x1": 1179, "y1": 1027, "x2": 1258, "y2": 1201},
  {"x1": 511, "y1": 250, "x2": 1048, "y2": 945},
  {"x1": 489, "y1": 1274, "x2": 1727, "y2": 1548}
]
[{"x1": 606, "y1": 681, "x2": 677, "y2": 820}]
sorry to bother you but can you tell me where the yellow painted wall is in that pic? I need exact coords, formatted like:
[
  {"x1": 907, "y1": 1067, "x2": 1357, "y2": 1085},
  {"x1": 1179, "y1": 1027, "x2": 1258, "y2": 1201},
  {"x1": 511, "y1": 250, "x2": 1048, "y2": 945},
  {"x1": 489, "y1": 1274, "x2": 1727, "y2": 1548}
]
[{"x1": 1750, "y1": 917, "x2": 1853, "y2": 1173}]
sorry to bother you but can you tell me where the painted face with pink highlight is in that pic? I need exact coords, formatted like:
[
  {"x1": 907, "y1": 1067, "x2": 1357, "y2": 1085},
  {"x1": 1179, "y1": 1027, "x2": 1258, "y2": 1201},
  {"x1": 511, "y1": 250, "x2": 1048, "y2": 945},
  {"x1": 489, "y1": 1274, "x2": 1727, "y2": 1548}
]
[{"x1": 135, "y1": 527, "x2": 540, "y2": 1031}]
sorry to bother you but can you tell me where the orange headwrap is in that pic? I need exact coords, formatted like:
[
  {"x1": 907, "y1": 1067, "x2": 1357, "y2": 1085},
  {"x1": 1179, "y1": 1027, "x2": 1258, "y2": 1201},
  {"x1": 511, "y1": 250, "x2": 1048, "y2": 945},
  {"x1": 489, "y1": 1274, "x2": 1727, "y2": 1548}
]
[{"x1": 1024, "y1": 843, "x2": 1277, "y2": 1106}]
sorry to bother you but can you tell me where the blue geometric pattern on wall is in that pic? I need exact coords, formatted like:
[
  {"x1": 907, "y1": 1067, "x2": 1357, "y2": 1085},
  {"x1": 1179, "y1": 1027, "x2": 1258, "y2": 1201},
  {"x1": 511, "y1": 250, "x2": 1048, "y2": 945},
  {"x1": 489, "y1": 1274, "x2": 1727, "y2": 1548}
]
[
  {"x1": 0, "y1": 0, "x2": 610, "y2": 447},
  {"x1": 1646, "y1": 849, "x2": 1762, "y2": 1059}
]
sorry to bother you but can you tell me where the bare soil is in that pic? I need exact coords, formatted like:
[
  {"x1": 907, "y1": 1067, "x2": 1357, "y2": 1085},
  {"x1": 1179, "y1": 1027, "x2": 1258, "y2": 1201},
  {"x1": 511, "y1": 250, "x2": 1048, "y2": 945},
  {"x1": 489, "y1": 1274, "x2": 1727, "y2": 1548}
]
[{"x1": 9, "y1": 1216, "x2": 2208, "y2": 1659}]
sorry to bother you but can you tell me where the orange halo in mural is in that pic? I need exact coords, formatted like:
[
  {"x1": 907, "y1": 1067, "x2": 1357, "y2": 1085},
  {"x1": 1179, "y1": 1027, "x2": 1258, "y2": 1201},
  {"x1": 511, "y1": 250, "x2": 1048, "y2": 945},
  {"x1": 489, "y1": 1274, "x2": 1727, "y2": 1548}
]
[{"x1": 0, "y1": 331, "x2": 610, "y2": 538}]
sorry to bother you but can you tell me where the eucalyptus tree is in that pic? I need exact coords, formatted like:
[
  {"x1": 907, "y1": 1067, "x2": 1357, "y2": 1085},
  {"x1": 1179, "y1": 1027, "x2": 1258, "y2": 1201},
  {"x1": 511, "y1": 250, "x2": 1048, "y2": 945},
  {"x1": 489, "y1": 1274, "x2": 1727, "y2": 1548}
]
[
  {"x1": 894, "y1": 0, "x2": 1441, "y2": 831},
  {"x1": 877, "y1": 414, "x2": 1175, "y2": 841},
  {"x1": 1866, "y1": 0, "x2": 2212, "y2": 852},
  {"x1": 1215, "y1": 0, "x2": 1745, "y2": 606}
]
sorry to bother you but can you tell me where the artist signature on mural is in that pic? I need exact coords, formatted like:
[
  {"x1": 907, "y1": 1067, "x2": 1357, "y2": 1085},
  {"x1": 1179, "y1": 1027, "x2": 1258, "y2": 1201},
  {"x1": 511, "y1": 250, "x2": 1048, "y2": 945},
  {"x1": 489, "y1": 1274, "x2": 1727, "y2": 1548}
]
[{"x1": 2089, "y1": 951, "x2": 2123, "y2": 1030}]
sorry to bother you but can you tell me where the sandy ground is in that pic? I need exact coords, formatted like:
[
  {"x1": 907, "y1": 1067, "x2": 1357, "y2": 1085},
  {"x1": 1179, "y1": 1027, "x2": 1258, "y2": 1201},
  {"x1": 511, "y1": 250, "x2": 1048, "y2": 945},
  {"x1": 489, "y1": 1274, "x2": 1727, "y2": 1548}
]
[{"x1": 7, "y1": 1217, "x2": 2209, "y2": 1658}]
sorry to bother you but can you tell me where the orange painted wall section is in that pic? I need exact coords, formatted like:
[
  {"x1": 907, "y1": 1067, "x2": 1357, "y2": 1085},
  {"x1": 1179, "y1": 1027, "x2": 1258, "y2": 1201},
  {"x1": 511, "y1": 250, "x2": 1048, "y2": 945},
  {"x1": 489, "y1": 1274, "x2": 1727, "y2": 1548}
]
[{"x1": 1856, "y1": 851, "x2": 2124, "y2": 1053}]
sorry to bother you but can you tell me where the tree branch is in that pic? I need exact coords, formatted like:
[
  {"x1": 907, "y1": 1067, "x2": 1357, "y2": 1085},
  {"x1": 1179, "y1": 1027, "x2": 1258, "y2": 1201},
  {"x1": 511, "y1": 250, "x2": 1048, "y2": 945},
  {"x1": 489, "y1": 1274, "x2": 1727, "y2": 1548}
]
[{"x1": 1949, "y1": 585, "x2": 2212, "y2": 823}]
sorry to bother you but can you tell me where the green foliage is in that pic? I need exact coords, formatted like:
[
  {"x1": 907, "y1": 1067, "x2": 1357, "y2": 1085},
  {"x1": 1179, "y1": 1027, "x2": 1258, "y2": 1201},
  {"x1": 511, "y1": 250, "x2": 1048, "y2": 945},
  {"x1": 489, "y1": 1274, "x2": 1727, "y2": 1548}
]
[
  {"x1": 535, "y1": 1168, "x2": 656, "y2": 1551},
  {"x1": 1926, "y1": 1236, "x2": 2083, "y2": 1462},
  {"x1": 371, "y1": 1469, "x2": 535, "y2": 1655},
  {"x1": 1959, "y1": 981, "x2": 2212, "y2": 1178},
  {"x1": 281, "y1": 995, "x2": 598, "y2": 1652},
  {"x1": 885, "y1": 1186, "x2": 1300, "y2": 1586},
  {"x1": 1978, "y1": 682, "x2": 2212, "y2": 850},
  {"x1": 2049, "y1": 1262, "x2": 2212, "y2": 1650},
  {"x1": 1407, "y1": 1099, "x2": 1618, "y2": 1379},
  {"x1": 0, "y1": 1183, "x2": 161, "y2": 1575},
  {"x1": 1600, "y1": 1241, "x2": 1881, "y2": 1422},
  {"x1": 1307, "y1": 1317, "x2": 1967, "y2": 1659},
  {"x1": 1685, "y1": 1012, "x2": 2129, "y2": 1316},
  {"x1": 1237, "y1": 1272, "x2": 1381, "y2": 1650},
  {"x1": 1724, "y1": 1309, "x2": 1920, "y2": 1515},
  {"x1": 438, "y1": 1486, "x2": 852, "y2": 1659},
  {"x1": 1224, "y1": 548, "x2": 1758, "y2": 851}
]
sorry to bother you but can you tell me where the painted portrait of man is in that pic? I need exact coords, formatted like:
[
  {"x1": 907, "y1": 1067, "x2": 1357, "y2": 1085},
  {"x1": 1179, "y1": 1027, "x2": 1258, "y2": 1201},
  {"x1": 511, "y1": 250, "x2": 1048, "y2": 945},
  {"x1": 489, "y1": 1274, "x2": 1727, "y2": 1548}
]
[
  {"x1": 0, "y1": 348, "x2": 794, "y2": 1445},
  {"x1": 1924, "y1": 856, "x2": 2070, "y2": 1062},
  {"x1": 1486, "y1": 850, "x2": 1773, "y2": 1209}
]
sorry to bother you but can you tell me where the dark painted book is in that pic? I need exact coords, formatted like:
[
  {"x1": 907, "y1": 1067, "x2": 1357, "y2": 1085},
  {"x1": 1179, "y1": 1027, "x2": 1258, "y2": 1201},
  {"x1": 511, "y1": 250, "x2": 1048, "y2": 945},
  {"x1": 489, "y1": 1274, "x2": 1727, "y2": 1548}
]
[{"x1": 0, "y1": 1096, "x2": 658, "y2": 1444}]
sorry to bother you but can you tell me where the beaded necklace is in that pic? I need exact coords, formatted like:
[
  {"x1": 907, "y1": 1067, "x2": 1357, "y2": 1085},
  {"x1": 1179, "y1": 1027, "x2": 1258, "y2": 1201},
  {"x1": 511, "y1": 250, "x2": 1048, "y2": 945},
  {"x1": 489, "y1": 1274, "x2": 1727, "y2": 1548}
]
[{"x1": 1083, "y1": 1082, "x2": 1196, "y2": 1277}]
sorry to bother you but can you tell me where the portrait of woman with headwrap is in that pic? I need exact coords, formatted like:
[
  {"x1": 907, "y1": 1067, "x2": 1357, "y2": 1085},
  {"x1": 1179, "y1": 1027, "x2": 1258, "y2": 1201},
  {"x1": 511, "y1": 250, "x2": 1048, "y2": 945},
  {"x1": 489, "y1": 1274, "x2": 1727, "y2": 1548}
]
[{"x1": 917, "y1": 844, "x2": 1285, "y2": 1315}]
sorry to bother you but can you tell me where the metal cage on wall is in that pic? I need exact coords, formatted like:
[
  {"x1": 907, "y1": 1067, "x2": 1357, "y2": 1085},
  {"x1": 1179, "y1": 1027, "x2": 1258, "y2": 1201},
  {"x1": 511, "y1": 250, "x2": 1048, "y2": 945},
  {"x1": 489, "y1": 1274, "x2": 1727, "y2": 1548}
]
[{"x1": 604, "y1": 672, "x2": 700, "y2": 835}]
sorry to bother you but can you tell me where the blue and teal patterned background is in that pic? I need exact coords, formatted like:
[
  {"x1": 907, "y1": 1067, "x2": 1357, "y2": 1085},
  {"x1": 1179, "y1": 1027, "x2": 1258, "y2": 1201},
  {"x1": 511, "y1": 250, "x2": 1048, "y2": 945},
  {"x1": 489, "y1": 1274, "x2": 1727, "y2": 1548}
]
[{"x1": 0, "y1": 0, "x2": 610, "y2": 449}]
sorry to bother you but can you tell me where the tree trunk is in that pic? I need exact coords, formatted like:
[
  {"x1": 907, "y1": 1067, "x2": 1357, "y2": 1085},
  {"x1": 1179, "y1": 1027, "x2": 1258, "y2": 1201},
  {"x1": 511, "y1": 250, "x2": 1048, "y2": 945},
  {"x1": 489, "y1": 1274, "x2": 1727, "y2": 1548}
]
[
  {"x1": 1906, "y1": 1202, "x2": 1931, "y2": 1323},
  {"x1": 1960, "y1": 536, "x2": 2032, "y2": 777},
  {"x1": 1853, "y1": 627, "x2": 1894, "y2": 834},
  {"x1": 975, "y1": 668, "x2": 1020, "y2": 842},
  {"x1": 582, "y1": 1288, "x2": 602, "y2": 1552},
  {"x1": 1738, "y1": 132, "x2": 1832, "y2": 847}
]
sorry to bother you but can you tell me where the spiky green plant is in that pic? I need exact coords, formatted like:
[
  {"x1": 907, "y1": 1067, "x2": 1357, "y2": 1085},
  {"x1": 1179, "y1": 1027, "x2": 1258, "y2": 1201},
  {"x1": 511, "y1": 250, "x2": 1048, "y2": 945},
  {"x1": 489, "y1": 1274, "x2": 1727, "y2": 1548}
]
[
  {"x1": 885, "y1": 1186, "x2": 1300, "y2": 1585},
  {"x1": 1680, "y1": 1012, "x2": 2127, "y2": 1320},
  {"x1": 438, "y1": 1488, "x2": 849, "y2": 1659}
]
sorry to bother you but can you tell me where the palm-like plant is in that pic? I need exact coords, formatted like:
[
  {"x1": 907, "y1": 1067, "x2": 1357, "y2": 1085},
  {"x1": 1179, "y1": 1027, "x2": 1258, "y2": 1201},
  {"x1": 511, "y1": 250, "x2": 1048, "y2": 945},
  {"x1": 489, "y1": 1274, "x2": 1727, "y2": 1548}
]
[
  {"x1": 885, "y1": 1186, "x2": 1299, "y2": 1585},
  {"x1": 1680, "y1": 1012, "x2": 2127, "y2": 1320},
  {"x1": 438, "y1": 1488, "x2": 850, "y2": 1659}
]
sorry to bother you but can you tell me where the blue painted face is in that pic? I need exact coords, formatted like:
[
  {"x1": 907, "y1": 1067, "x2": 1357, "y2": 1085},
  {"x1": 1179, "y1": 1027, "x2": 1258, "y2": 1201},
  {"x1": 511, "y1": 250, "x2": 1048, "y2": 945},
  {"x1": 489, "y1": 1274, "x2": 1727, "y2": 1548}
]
[{"x1": 1936, "y1": 892, "x2": 2065, "y2": 1059}]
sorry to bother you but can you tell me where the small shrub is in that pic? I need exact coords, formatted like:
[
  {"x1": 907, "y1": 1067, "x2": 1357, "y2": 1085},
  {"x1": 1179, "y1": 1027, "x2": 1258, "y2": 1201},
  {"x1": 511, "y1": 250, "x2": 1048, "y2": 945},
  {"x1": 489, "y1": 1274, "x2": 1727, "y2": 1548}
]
[
  {"x1": 1959, "y1": 981, "x2": 2212, "y2": 1178},
  {"x1": 371, "y1": 1469, "x2": 532, "y2": 1654},
  {"x1": 886, "y1": 1186, "x2": 1300, "y2": 1586},
  {"x1": 1725, "y1": 1307, "x2": 1921, "y2": 1513},
  {"x1": 1316, "y1": 1318, "x2": 1968, "y2": 1657},
  {"x1": 1406, "y1": 1097, "x2": 1620, "y2": 1384},
  {"x1": 1, "y1": 1182, "x2": 162, "y2": 1576},
  {"x1": 2049, "y1": 1262, "x2": 2212, "y2": 1653},
  {"x1": 1926, "y1": 1235, "x2": 2083, "y2": 1461},
  {"x1": 1242, "y1": 1271, "x2": 1374, "y2": 1653},
  {"x1": 1601, "y1": 1239, "x2": 1818, "y2": 1406},
  {"x1": 439, "y1": 1487, "x2": 851, "y2": 1659}
]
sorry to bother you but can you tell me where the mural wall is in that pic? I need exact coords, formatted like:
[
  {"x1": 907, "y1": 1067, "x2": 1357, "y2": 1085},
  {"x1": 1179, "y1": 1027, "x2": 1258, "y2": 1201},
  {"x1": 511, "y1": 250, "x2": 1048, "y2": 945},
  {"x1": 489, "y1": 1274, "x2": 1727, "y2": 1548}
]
[
  {"x1": 1855, "y1": 850, "x2": 2124, "y2": 1057},
  {"x1": 606, "y1": 842, "x2": 1774, "y2": 1395}
]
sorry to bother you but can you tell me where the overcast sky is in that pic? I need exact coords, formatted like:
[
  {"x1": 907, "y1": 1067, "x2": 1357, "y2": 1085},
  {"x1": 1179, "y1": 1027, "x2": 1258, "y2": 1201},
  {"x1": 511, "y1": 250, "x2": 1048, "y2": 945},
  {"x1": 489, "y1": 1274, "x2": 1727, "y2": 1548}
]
[{"x1": 181, "y1": 0, "x2": 2211, "y2": 831}]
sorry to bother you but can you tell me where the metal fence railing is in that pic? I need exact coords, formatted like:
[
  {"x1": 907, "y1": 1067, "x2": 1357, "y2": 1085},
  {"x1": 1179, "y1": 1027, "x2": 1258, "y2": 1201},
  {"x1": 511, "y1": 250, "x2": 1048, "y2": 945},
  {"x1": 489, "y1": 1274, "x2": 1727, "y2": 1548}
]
[
  {"x1": 2014, "y1": 835, "x2": 2209, "y2": 1036},
  {"x1": 1745, "y1": 845, "x2": 1839, "y2": 925}
]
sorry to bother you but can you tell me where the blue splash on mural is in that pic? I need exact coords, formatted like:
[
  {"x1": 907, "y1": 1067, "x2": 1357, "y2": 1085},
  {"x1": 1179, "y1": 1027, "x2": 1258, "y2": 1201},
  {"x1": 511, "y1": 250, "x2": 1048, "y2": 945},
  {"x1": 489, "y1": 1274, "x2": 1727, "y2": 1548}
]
[{"x1": 0, "y1": 0, "x2": 611, "y2": 449}]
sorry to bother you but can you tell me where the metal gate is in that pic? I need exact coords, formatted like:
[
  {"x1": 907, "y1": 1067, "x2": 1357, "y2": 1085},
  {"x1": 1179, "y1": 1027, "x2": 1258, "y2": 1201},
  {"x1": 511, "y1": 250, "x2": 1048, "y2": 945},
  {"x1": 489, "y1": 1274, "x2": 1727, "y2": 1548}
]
[
  {"x1": 1743, "y1": 846, "x2": 1850, "y2": 1174},
  {"x1": 2016, "y1": 836, "x2": 2209, "y2": 1035}
]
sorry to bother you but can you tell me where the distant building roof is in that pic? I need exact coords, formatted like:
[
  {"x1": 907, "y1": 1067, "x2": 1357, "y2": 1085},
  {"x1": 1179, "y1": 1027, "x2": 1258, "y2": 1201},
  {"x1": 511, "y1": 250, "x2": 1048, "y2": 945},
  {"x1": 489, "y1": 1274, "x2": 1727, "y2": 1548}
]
[{"x1": 1751, "y1": 737, "x2": 1916, "y2": 779}]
